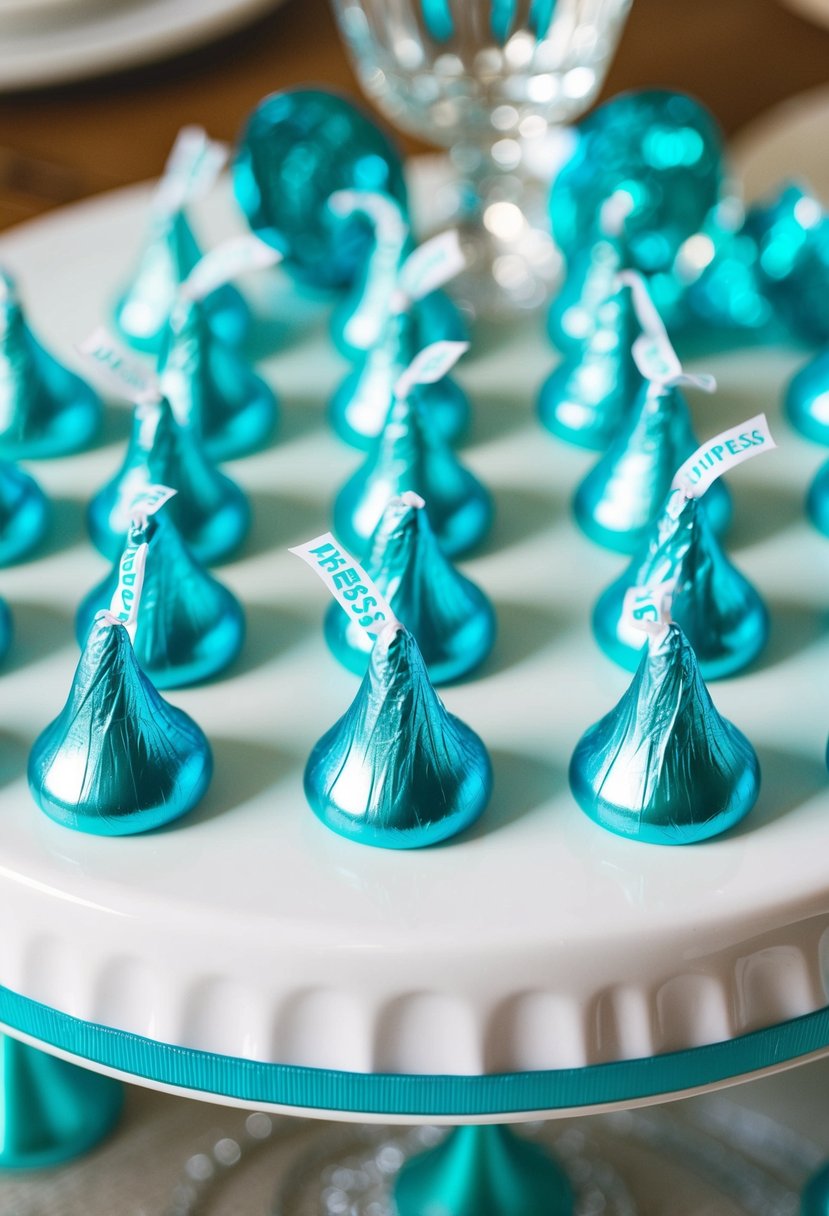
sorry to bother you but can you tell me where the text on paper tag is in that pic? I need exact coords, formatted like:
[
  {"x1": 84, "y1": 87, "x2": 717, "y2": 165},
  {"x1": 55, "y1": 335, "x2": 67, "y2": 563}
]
[{"x1": 289, "y1": 532, "x2": 397, "y2": 637}]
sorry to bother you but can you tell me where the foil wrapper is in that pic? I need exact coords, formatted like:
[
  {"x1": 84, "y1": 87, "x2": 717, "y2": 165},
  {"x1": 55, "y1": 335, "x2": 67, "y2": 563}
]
[
  {"x1": 0, "y1": 459, "x2": 49, "y2": 566},
  {"x1": 571, "y1": 623, "x2": 760, "y2": 844},
  {"x1": 0, "y1": 270, "x2": 101, "y2": 460},
  {"x1": 158, "y1": 296, "x2": 277, "y2": 461},
  {"x1": 550, "y1": 90, "x2": 724, "y2": 277},
  {"x1": 324, "y1": 493, "x2": 496, "y2": 683},
  {"x1": 538, "y1": 275, "x2": 642, "y2": 450},
  {"x1": 593, "y1": 491, "x2": 768, "y2": 679},
  {"x1": 573, "y1": 381, "x2": 731, "y2": 554},
  {"x1": 77, "y1": 512, "x2": 245, "y2": 689},
  {"x1": 113, "y1": 209, "x2": 249, "y2": 355},
  {"x1": 546, "y1": 231, "x2": 627, "y2": 356},
  {"x1": 233, "y1": 87, "x2": 407, "y2": 290},
  {"x1": 304, "y1": 624, "x2": 492, "y2": 848},
  {"x1": 395, "y1": 1126, "x2": 573, "y2": 1216},
  {"x1": 29, "y1": 613, "x2": 213, "y2": 835},
  {"x1": 333, "y1": 391, "x2": 491, "y2": 558},
  {"x1": 785, "y1": 348, "x2": 829, "y2": 447},
  {"x1": 88, "y1": 396, "x2": 250, "y2": 564},
  {"x1": 329, "y1": 308, "x2": 469, "y2": 451}
]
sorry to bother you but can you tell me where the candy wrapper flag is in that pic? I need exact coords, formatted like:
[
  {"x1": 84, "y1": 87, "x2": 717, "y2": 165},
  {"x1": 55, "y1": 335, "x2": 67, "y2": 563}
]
[
  {"x1": 324, "y1": 491, "x2": 495, "y2": 683},
  {"x1": 77, "y1": 485, "x2": 245, "y2": 689},
  {"x1": 571, "y1": 586, "x2": 760, "y2": 845},
  {"x1": 28, "y1": 530, "x2": 213, "y2": 835},
  {"x1": 158, "y1": 235, "x2": 281, "y2": 461},
  {"x1": 593, "y1": 415, "x2": 774, "y2": 679},
  {"x1": 114, "y1": 128, "x2": 250, "y2": 353},
  {"x1": 573, "y1": 270, "x2": 730, "y2": 553},
  {"x1": 328, "y1": 190, "x2": 467, "y2": 362},
  {"x1": 328, "y1": 220, "x2": 470, "y2": 450},
  {"x1": 538, "y1": 262, "x2": 641, "y2": 451},
  {"x1": 82, "y1": 332, "x2": 250, "y2": 564},
  {"x1": 333, "y1": 341, "x2": 492, "y2": 556},
  {"x1": 0, "y1": 269, "x2": 101, "y2": 460},
  {"x1": 0, "y1": 459, "x2": 49, "y2": 566},
  {"x1": 233, "y1": 87, "x2": 407, "y2": 290}
]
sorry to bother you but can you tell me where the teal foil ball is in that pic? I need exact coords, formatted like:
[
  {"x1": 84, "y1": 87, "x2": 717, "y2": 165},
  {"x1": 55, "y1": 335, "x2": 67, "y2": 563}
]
[
  {"x1": 76, "y1": 513, "x2": 245, "y2": 689},
  {"x1": 593, "y1": 492, "x2": 768, "y2": 679},
  {"x1": 395, "y1": 1126, "x2": 573, "y2": 1216},
  {"x1": 329, "y1": 309, "x2": 469, "y2": 450},
  {"x1": 785, "y1": 348, "x2": 829, "y2": 446},
  {"x1": 745, "y1": 184, "x2": 829, "y2": 346},
  {"x1": 570, "y1": 623, "x2": 760, "y2": 845},
  {"x1": 158, "y1": 296, "x2": 277, "y2": 461},
  {"x1": 538, "y1": 280, "x2": 641, "y2": 451},
  {"x1": 573, "y1": 381, "x2": 731, "y2": 554},
  {"x1": 234, "y1": 87, "x2": 407, "y2": 290},
  {"x1": 551, "y1": 90, "x2": 724, "y2": 275},
  {"x1": 88, "y1": 397, "x2": 250, "y2": 565},
  {"x1": 29, "y1": 614, "x2": 213, "y2": 835},
  {"x1": 0, "y1": 1035, "x2": 122, "y2": 1169},
  {"x1": 304, "y1": 624, "x2": 492, "y2": 849},
  {"x1": 114, "y1": 209, "x2": 249, "y2": 354},
  {"x1": 0, "y1": 461, "x2": 49, "y2": 566},
  {"x1": 324, "y1": 493, "x2": 495, "y2": 683},
  {"x1": 333, "y1": 393, "x2": 491, "y2": 558},
  {"x1": 0, "y1": 271, "x2": 100, "y2": 460}
]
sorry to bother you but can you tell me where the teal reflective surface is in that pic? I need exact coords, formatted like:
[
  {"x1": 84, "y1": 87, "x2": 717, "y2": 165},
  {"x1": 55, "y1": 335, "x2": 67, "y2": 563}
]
[
  {"x1": 113, "y1": 209, "x2": 249, "y2": 354},
  {"x1": 395, "y1": 1126, "x2": 573, "y2": 1216},
  {"x1": 546, "y1": 232, "x2": 626, "y2": 356},
  {"x1": 88, "y1": 397, "x2": 250, "y2": 564},
  {"x1": 803, "y1": 1163, "x2": 829, "y2": 1216},
  {"x1": 573, "y1": 382, "x2": 731, "y2": 554},
  {"x1": 234, "y1": 87, "x2": 407, "y2": 289},
  {"x1": 29, "y1": 614, "x2": 213, "y2": 836},
  {"x1": 304, "y1": 624, "x2": 492, "y2": 848},
  {"x1": 746, "y1": 184, "x2": 829, "y2": 346},
  {"x1": 550, "y1": 90, "x2": 724, "y2": 275},
  {"x1": 0, "y1": 272, "x2": 100, "y2": 460},
  {"x1": 538, "y1": 276, "x2": 641, "y2": 451},
  {"x1": 333, "y1": 393, "x2": 491, "y2": 558},
  {"x1": 593, "y1": 492, "x2": 768, "y2": 679},
  {"x1": 0, "y1": 460, "x2": 49, "y2": 566},
  {"x1": 807, "y1": 459, "x2": 829, "y2": 538},
  {"x1": 324, "y1": 494, "x2": 495, "y2": 683},
  {"x1": 77, "y1": 513, "x2": 245, "y2": 689},
  {"x1": 158, "y1": 296, "x2": 277, "y2": 461},
  {"x1": 329, "y1": 308, "x2": 469, "y2": 450},
  {"x1": 0, "y1": 1034, "x2": 122, "y2": 1169},
  {"x1": 0, "y1": 595, "x2": 11, "y2": 666},
  {"x1": 785, "y1": 348, "x2": 829, "y2": 447},
  {"x1": 571, "y1": 623, "x2": 760, "y2": 845}
]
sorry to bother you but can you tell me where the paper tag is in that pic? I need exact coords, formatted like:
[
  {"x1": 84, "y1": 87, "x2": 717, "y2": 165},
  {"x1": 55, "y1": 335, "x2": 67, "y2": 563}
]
[
  {"x1": 672, "y1": 414, "x2": 776, "y2": 499},
  {"x1": 129, "y1": 484, "x2": 177, "y2": 529},
  {"x1": 328, "y1": 189, "x2": 408, "y2": 247},
  {"x1": 289, "y1": 532, "x2": 397, "y2": 637},
  {"x1": 624, "y1": 581, "x2": 675, "y2": 645},
  {"x1": 182, "y1": 235, "x2": 281, "y2": 302},
  {"x1": 79, "y1": 328, "x2": 161, "y2": 407},
  {"x1": 394, "y1": 340, "x2": 469, "y2": 402},
  {"x1": 153, "y1": 127, "x2": 228, "y2": 217},
  {"x1": 395, "y1": 230, "x2": 465, "y2": 308},
  {"x1": 620, "y1": 271, "x2": 716, "y2": 394},
  {"x1": 108, "y1": 539, "x2": 149, "y2": 643}
]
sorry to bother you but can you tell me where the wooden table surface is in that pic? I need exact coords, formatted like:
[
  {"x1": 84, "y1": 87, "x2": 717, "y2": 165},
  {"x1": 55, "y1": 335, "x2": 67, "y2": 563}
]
[{"x1": 0, "y1": 0, "x2": 826, "y2": 230}]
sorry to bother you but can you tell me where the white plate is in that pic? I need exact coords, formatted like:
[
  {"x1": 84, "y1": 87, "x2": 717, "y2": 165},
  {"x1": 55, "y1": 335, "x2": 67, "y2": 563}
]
[{"x1": 0, "y1": 0, "x2": 284, "y2": 92}]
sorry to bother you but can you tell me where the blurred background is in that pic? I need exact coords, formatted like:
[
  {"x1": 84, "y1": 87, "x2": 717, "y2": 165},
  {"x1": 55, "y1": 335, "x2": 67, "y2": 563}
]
[{"x1": 0, "y1": 0, "x2": 827, "y2": 230}]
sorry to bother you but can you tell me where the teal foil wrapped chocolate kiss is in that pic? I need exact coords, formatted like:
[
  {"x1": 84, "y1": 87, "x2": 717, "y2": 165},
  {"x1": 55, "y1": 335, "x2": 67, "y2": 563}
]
[
  {"x1": 570, "y1": 621, "x2": 760, "y2": 845},
  {"x1": 0, "y1": 459, "x2": 49, "y2": 566},
  {"x1": 0, "y1": 269, "x2": 100, "y2": 460},
  {"x1": 28, "y1": 613, "x2": 213, "y2": 836},
  {"x1": 538, "y1": 268, "x2": 641, "y2": 451},
  {"x1": 87, "y1": 384, "x2": 250, "y2": 566},
  {"x1": 785, "y1": 348, "x2": 829, "y2": 447},
  {"x1": 233, "y1": 87, "x2": 407, "y2": 290},
  {"x1": 546, "y1": 227, "x2": 627, "y2": 356},
  {"x1": 325, "y1": 492, "x2": 495, "y2": 683},
  {"x1": 573, "y1": 270, "x2": 731, "y2": 553},
  {"x1": 333, "y1": 341, "x2": 491, "y2": 557},
  {"x1": 113, "y1": 128, "x2": 249, "y2": 354},
  {"x1": 304, "y1": 623, "x2": 492, "y2": 849},
  {"x1": 77, "y1": 501, "x2": 245, "y2": 690}
]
